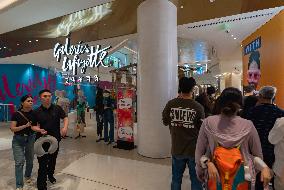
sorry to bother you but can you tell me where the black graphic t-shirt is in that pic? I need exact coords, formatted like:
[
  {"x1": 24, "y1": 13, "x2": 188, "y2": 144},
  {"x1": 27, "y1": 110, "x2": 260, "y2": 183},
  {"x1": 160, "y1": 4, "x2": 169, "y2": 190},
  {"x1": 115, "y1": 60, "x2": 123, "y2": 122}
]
[
  {"x1": 11, "y1": 110, "x2": 37, "y2": 136},
  {"x1": 162, "y1": 98, "x2": 205, "y2": 157}
]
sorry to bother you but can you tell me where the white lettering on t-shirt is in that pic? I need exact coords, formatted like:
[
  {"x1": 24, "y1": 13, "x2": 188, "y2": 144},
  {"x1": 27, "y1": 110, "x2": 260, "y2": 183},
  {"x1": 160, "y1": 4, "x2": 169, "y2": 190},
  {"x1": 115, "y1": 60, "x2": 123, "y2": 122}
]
[{"x1": 170, "y1": 107, "x2": 197, "y2": 129}]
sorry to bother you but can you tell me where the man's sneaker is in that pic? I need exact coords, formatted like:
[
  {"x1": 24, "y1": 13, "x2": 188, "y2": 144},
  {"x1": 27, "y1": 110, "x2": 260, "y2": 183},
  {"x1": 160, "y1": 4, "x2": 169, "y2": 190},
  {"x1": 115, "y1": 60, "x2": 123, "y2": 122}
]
[
  {"x1": 107, "y1": 141, "x2": 115, "y2": 145},
  {"x1": 48, "y1": 176, "x2": 56, "y2": 184},
  {"x1": 24, "y1": 177, "x2": 33, "y2": 184},
  {"x1": 96, "y1": 136, "x2": 102, "y2": 142},
  {"x1": 16, "y1": 188, "x2": 23, "y2": 190}
]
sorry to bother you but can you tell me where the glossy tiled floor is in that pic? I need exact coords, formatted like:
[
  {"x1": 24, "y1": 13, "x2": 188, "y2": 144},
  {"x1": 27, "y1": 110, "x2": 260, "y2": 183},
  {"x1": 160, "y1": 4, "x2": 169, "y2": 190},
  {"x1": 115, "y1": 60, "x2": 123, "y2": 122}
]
[{"x1": 0, "y1": 122, "x2": 191, "y2": 190}]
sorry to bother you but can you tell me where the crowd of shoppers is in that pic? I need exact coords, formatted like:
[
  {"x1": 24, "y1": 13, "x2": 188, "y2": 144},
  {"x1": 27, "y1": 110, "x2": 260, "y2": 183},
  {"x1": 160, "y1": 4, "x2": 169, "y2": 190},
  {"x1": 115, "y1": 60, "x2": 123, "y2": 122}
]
[{"x1": 163, "y1": 77, "x2": 284, "y2": 190}]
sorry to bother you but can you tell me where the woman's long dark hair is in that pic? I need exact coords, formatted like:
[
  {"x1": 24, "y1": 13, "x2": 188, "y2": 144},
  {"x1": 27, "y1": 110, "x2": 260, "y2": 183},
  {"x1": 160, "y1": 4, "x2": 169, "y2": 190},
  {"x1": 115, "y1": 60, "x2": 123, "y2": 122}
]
[
  {"x1": 18, "y1": 95, "x2": 33, "y2": 110},
  {"x1": 218, "y1": 87, "x2": 243, "y2": 117}
]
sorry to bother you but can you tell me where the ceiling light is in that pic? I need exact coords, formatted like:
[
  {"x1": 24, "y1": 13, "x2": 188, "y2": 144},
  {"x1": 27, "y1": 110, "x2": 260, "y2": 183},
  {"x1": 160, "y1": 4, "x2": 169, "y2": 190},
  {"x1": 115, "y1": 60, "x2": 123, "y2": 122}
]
[
  {"x1": 41, "y1": 2, "x2": 112, "y2": 38},
  {"x1": 29, "y1": 40, "x2": 32, "y2": 43},
  {"x1": 240, "y1": 44, "x2": 243, "y2": 47},
  {"x1": 231, "y1": 34, "x2": 234, "y2": 37},
  {"x1": 3, "y1": 46, "x2": 6, "y2": 49},
  {"x1": 0, "y1": 0, "x2": 19, "y2": 11},
  {"x1": 180, "y1": 5, "x2": 184, "y2": 9},
  {"x1": 32, "y1": 64, "x2": 35, "y2": 66},
  {"x1": 0, "y1": 48, "x2": 1, "y2": 50},
  {"x1": 35, "y1": 39, "x2": 39, "y2": 42},
  {"x1": 17, "y1": 43, "x2": 20, "y2": 46},
  {"x1": 234, "y1": 37, "x2": 237, "y2": 40}
]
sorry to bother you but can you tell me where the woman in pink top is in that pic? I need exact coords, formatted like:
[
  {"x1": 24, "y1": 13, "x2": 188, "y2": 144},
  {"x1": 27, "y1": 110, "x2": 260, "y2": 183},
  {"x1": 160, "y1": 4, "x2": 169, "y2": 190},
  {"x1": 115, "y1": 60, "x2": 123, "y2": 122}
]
[{"x1": 195, "y1": 87, "x2": 271, "y2": 189}]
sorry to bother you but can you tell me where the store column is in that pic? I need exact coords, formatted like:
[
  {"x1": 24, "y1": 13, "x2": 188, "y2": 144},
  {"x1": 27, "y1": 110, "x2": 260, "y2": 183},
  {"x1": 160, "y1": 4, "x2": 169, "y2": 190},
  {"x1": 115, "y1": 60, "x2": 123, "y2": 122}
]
[{"x1": 137, "y1": 0, "x2": 178, "y2": 158}]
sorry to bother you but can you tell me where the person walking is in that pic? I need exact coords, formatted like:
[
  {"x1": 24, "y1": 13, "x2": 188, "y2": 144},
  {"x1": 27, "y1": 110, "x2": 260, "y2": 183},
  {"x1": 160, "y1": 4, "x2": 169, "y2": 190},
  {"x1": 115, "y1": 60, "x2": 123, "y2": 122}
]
[
  {"x1": 32, "y1": 89, "x2": 68, "y2": 190},
  {"x1": 269, "y1": 117, "x2": 284, "y2": 190},
  {"x1": 162, "y1": 77, "x2": 205, "y2": 190},
  {"x1": 10, "y1": 95, "x2": 37, "y2": 190},
  {"x1": 195, "y1": 87, "x2": 272, "y2": 190},
  {"x1": 245, "y1": 86, "x2": 284, "y2": 189}
]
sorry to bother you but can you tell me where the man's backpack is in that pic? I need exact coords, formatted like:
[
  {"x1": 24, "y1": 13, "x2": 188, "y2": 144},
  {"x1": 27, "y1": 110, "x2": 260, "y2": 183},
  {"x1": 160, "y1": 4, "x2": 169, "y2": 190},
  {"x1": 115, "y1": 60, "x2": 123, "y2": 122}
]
[{"x1": 208, "y1": 144, "x2": 249, "y2": 190}]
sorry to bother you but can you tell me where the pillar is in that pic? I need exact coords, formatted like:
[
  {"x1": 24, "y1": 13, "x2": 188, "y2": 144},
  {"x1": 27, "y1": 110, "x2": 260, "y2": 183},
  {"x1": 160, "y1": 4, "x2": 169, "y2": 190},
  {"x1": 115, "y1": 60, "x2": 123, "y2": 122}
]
[{"x1": 137, "y1": 0, "x2": 178, "y2": 158}]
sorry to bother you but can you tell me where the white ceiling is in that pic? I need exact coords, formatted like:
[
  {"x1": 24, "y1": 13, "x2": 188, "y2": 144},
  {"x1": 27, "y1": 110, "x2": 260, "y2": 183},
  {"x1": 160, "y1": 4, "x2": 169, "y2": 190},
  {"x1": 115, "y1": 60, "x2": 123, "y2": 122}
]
[
  {"x1": 178, "y1": 6, "x2": 284, "y2": 73},
  {"x1": 0, "y1": 0, "x2": 112, "y2": 34},
  {"x1": 0, "y1": 2, "x2": 283, "y2": 81}
]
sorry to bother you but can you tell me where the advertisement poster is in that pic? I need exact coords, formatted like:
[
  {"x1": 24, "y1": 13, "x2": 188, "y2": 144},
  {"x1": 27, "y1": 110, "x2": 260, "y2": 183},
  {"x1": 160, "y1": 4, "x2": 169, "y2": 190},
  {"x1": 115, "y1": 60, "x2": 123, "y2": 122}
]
[
  {"x1": 117, "y1": 88, "x2": 134, "y2": 144},
  {"x1": 243, "y1": 37, "x2": 261, "y2": 90}
]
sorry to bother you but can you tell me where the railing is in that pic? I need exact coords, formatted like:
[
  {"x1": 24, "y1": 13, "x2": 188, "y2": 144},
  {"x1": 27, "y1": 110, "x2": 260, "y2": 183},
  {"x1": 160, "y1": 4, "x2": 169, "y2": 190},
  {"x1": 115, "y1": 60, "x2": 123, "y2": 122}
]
[{"x1": 0, "y1": 103, "x2": 15, "y2": 122}]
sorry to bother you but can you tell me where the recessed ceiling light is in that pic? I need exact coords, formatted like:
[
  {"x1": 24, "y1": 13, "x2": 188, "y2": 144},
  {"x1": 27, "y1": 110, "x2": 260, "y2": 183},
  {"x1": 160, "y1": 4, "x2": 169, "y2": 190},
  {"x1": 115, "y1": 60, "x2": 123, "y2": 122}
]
[
  {"x1": 234, "y1": 37, "x2": 237, "y2": 40},
  {"x1": 32, "y1": 64, "x2": 35, "y2": 66},
  {"x1": 231, "y1": 34, "x2": 234, "y2": 37},
  {"x1": 4, "y1": 46, "x2": 6, "y2": 49},
  {"x1": 29, "y1": 40, "x2": 32, "y2": 43},
  {"x1": 36, "y1": 39, "x2": 39, "y2": 42},
  {"x1": 180, "y1": 5, "x2": 184, "y2": 9},
  {"x1": 0, "y1": 48, "x2": 1, "y2": 50},
  {"x1": 240, "y1": 44, "x2": 243, "y2": 47},
  {"x1": 17, "y1": 43, "x2": 20, "y2": 46}
]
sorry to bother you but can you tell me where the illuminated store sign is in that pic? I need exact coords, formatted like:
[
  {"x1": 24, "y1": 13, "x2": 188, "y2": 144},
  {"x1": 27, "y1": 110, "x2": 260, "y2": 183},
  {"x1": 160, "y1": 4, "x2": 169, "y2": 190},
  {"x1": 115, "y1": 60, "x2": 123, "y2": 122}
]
[
  {"x1": 61, "y1": 72, "x2": 99, "y2": 85},
  {"x1": 244, "y1": 37, "x2": 261, "y2": 55},
  {"x1": 54, "y1": 37, "x2": 111, "y2": 75},
  {"x1": 64, "y1": 75, "x2": 99, "y2": 84}
]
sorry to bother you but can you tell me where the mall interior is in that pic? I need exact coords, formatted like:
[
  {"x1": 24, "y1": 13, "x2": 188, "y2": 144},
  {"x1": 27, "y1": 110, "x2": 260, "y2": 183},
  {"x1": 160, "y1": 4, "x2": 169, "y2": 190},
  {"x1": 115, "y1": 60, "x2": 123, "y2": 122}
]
[{"x1": 1, "y1": 0, "x2": 284, "y2": 190}]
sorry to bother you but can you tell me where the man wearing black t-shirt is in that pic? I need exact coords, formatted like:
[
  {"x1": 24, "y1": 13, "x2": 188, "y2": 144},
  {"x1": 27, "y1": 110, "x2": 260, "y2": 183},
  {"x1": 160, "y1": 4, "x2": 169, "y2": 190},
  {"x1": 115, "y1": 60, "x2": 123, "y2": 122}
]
[{"x1": 32, "y1": 89, "x2": 68, "y2": 190}]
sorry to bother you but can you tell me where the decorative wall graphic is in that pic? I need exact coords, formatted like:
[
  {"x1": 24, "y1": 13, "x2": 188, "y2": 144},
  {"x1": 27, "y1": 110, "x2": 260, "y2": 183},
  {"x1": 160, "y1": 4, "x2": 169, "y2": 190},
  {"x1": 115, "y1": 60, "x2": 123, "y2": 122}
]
[
  {"x1": 53, "y1": 37, "x2": 111, "y2": 75},
  {"x1": 242, "y1": 11, "x2": 284, "y2": 108},
  {"x1": 243, "y1": 37, "x2": 262, "y2": 89},
  {"x1": 116, "y1": 88, "x2": 135, "y2": 150},
  {"x1": 246, "y1": 50, "x2": 261, "y2": 89},
  {"x1": 244, "y1": 37, "x2": 261, "y2": 55},
  {"x1": 0, "y1": 64, "x2": 98, "y2": 120},
  {"x1": 0, "y1": 64, "x2": 56, "y2": 107}
]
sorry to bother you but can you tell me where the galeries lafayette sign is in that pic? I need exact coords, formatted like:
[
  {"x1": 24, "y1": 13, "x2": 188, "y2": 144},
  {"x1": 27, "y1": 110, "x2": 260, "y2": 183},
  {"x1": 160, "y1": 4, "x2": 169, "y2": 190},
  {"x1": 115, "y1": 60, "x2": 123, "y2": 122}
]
[{"x1": 53, "y1": 37, "x2": 111, "y2": 75}]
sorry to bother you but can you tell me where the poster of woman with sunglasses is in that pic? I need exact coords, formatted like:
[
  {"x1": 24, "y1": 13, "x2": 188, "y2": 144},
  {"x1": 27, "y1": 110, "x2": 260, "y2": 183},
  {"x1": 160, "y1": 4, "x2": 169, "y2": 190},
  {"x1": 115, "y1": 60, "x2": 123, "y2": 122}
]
[{"x1": 247, "y1": 50, "x2": 261, "y2": 89}]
